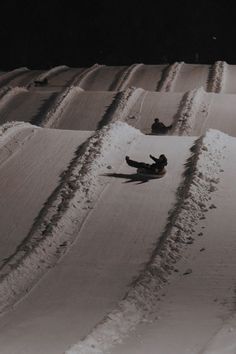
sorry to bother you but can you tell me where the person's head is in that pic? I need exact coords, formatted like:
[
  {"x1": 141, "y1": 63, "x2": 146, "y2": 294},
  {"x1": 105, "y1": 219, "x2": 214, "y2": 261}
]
[
  {"x1": 159, "y1": 154, "x2": 166, "y2": 160},
  {"x1": 154, "y1": 118, "x2": 159, "y2": 123}
]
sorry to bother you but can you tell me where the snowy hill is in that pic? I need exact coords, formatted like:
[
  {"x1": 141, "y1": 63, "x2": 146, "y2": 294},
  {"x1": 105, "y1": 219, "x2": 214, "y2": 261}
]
[{"x1": 0, "y1": 64, "x2": 236, "y2": 354}]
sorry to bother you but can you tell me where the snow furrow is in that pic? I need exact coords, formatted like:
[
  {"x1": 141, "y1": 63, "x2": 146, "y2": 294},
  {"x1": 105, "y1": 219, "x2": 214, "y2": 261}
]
[
  {"x1": 40, "y1": 86, "x2": 84, "y2": 128},
  {"x1": 157, "y1": 62, "x2": 184, "y2": 92},
  {"x1": 97, "y1": 87, "x2": 145, "y2": 129},
  {"x1": 114, "y1": 64, "x2": 143, "y2": 91},
  {"x1": 0, "y1": 87, "x2": 28, "y2": 112},
  {"x1": 0, "y1": 68, "x2": 29, "y2": 88},
  {"x1": 173, "y1": 87, "x2": 205, "y2": 135},
  {"x1": 33, "y1": 65, "x2": 69, "y2": 82},
  {"x1": 0, "y1": 121, "x2": 141, "y2": 314},
  {"x1": 207, "y1": 61, "x2": 227, "y2": 93},
  {"x1": 66, "y1": 129, "x2": 225, "y2": 354},
  {"x1": 73, "y1": 64, "x2": 104, "y2": 87}
]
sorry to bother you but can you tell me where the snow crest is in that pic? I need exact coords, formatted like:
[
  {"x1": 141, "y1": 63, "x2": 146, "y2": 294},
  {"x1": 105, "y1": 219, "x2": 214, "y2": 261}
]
[
  {"x1": 0, "y1": 87, "x2": 28, "y2": 112},
  {"x1": 0, "y1": 121, "x2": 141, "y2": 314},
  {"x1": 173, "y1": 87, "x2": 205, "y2": 135},
  {"x1": 42, "y1": 86, "x2": 84, "y2": 128},
  {"x1": 207, "y1": 61, "x2": 227, "y2": 93},
  {"x1": 157, "y1": 62, "x2": 184, "y2": 92},
  {"x1": 73, "y1": 64, "x2": 104, "y2": 87},
  {"x1": 114, "y1": 64, "x2": 143, "y2": 91},
  {"x1": 98, "y1": 87, "x2": 145, "y2": 129},
  {"x1": 66, "y1": 129, "x2": 226, "y2": 354},
  {"x1": 35, "y1": 65, "x2": 68, "y2": 82}
]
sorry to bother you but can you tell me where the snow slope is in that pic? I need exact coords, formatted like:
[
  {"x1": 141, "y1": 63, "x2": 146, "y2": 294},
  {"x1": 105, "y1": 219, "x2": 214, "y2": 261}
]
[
  {"x1": 0, "y1": 124, "x2": 195, "y2": 354},
  {"x1": 0, "y1": 122, "x2": 92, "y2": 272}
]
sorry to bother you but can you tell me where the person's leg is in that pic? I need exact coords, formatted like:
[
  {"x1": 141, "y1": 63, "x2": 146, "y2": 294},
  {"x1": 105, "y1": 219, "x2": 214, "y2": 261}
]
[{"x1": 125, "y1": 156, "x2": 147, "y2": 169}]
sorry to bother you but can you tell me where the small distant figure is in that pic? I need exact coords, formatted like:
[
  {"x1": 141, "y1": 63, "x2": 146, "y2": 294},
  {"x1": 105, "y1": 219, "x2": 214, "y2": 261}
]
[
  {"x1": 151, "y1": 118, "x2": 172, "y2": 135},
  {"x1": 34, "y1": 78, "x2": 48, "y2": 87},
  {"x1": 125, "y1": 154, "x2": 167, "y2": 175}
]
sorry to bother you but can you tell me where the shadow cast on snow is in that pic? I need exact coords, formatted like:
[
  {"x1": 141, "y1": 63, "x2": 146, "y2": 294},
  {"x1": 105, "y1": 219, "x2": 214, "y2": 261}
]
[{"x1": 103, "y1": 172, "x2": 162, "y2": 184}]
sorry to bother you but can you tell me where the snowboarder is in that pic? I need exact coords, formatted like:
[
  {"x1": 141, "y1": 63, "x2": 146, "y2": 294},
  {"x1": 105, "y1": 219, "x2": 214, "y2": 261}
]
[
  {"x1": 125, "y1": 154, "x2": 167, "y2": 175},
  {"x1": 151, "y1": 118, "x2": 172, "y2": 135}
]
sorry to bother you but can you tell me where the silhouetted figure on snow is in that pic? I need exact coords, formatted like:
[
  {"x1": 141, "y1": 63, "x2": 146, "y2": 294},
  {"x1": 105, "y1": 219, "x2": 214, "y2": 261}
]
[
  {"x1": 151, "y1": 118, "x2": 172, "y2": 135},
  {"x1": 125, "y1": 154, "x2": 167, "y2": 174}
]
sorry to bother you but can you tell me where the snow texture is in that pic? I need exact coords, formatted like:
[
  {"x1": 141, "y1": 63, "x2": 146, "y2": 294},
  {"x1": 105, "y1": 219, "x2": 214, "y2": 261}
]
[
  {"x1": 66, "y1": 129, "x2": 225, "y2": 354},
  {"x1": 0, "y1": 67, "x2": 28, "y2": 84},
  {"x1": 0, "y1": 87, "x2": 28, "y2": 112},
  {"x1": 157, "y1": 62, "x2": 184, "y2": 92},
  {"x1": 114, "y1": 64, "x2": 143, "y2": 91},
  {"x1": 0, "y1": 121, "x2": 141, "y2": 314},
  {"x1": 42, "y1": 86, "x2": 84, "y2": 128},
  {"x1": 207, "y1": 61, "x2": 227, "y2": 93},
  {"x1": 35, "y1": 65, "x2": 68, "y2": 82},
  {"x1": 173, "y1": 87, "x2": 205, "y2": 135},
  {"x1": 73, "y1": 64, "x2": 104, "y2": 87},
  {"x1": 98, "y1": 87, "x2": 145, "y2": 129}
]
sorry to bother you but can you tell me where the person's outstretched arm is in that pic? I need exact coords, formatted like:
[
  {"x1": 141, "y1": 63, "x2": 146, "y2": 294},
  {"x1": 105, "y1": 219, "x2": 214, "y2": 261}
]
[{"x1": 149, "y1": 154, "x2": 158, "y2": 163}]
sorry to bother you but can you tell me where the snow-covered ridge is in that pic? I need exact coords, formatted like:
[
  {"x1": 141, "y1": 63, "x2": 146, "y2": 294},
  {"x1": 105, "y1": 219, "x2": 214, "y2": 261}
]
[
  {"x1": 41, "y1": 86, "x2": 84, "y2": 128},
  {"x1": 66, "y1": 129, "x2": 226, "y2": 354},
  {"x1": 207, "y1": 61, "x2": 227, "y2": 93},
  {"x1": 0, "y1": 121, "x2": 37, "y2": 166},
  {"x1": 0, "y1": 86, "x2": 28, "y2": 112},
  {"x1": 114, "y1": 63, "x2": 143, "y2": 91},
  {"x1": 0, "y1": 121, "x2": 141, "y2": 314},
  {"x1": 173, "y1": 87, "x2": 205, "y2": 135},
  {"x1": 34, "y1": 65, "x2": 69, "y2": 82},
  {"x1": 0, "y1": 67, "x2": 28, "y2": 85},
  {"x1": 157, "y1": 62, "x2": 184, "y2": 92},
  {"x1": 98, "y1": 87, "x2": 145, "y2": 129},
  {"x1": 73, "y1": 64, "x2": 104, "y2": 87}
]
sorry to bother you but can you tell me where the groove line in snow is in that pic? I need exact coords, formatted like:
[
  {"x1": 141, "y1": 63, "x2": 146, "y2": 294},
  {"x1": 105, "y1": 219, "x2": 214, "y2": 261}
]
[
  {"x1": 157, "y1": 62, "x2": 184, "y2": 92},
  {"x1": 66, "y1": 129, "x2": 226, "y2": 354}
]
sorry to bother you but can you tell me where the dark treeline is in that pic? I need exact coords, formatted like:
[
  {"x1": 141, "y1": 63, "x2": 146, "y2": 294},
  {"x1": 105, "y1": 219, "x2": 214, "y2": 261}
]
[{"x1": 1, "y1": 0, "x2": 235, "y2": 70}]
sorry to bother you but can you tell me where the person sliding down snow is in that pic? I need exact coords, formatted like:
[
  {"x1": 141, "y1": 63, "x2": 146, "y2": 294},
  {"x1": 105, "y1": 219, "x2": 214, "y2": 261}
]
[
  {"x1": 125, "y1": 154, "x2": 167, "y2": 175},
  {"x1": 151, "y1": 118, "x2": 172, "y2": 135}
]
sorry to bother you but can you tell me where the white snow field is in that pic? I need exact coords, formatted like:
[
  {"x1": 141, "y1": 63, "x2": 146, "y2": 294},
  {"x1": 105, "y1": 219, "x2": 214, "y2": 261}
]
[{"x1": 0, "y1": 63, "x2": 236, "y2": 354}]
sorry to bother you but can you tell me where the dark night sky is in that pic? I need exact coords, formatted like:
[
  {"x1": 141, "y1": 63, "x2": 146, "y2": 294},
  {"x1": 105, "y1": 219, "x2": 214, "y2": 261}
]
[{"x1": 1, "y1": 0, "x2": 236, "y2": 70}]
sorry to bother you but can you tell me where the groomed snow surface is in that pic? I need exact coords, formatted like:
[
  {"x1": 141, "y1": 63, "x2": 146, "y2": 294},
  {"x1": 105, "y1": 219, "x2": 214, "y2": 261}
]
[{"x1": 1, "y1": 64, "x2": 236, "y2": 354}]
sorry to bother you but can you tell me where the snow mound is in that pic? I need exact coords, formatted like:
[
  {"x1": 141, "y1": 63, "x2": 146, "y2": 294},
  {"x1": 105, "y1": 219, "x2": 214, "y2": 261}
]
[
  {"x1": 35, "y1": 65, "x2": 68, "y2": 82},
  {"x1": 0, "y1": 121, "x2": 142, "y2": 314},
  {"x1": 98, "y1": 87, "x2": 144, "y2": 129},
  {"x1": 0, "y1": 87, "x2": 27, "y2": 111},
  {"x1": 173, "y1": 87, "x2": 205, "y2": 135},
  {"x1": 207, "y1": 61, "x2": 227, "y2": 93},
  {"x1": 66, "y1": 129, "x2": 227, "y2": 354},
  {"x1": 158, "y1": 62, "x2": 184, "y2": 92}
]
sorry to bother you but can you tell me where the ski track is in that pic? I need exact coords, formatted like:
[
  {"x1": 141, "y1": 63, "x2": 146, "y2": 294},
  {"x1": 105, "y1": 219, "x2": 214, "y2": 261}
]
[{"x1": 66, "y1": 129, "x2": 225, "y2": 354}]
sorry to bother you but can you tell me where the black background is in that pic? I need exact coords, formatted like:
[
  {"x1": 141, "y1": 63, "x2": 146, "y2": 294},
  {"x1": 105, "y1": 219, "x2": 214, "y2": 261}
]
[{"x1": 1, "y1": 0, "x2": 235, "y2": 70}]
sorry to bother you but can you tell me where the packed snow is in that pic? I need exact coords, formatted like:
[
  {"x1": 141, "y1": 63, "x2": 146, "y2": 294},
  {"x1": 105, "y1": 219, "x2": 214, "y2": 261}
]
[{"x1": 0, "y1": 64, "x2": 236, "y2": 354}]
